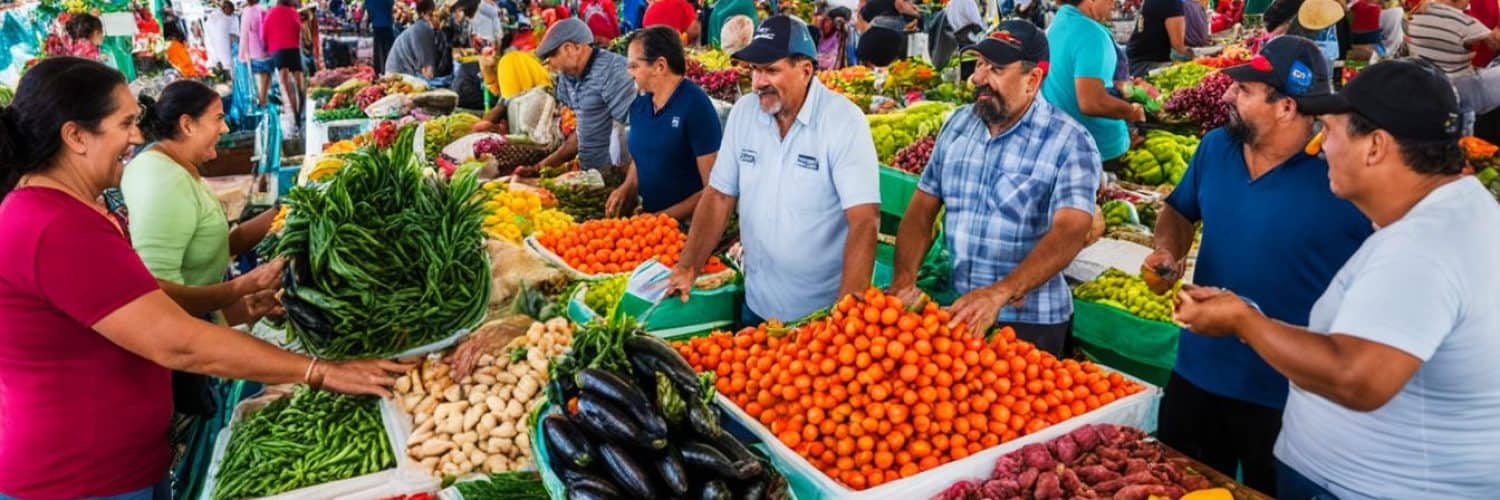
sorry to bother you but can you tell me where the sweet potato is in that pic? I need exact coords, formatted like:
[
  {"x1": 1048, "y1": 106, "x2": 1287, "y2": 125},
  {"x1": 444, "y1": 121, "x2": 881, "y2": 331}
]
[
  {"x1": 1069, "y1": 424, "x2": 1103, "y2": 452},
  {"x1": 1021, "y1": 443, "x2": 1057, "y2": 470},
  {"x1": 1050, "y1": 435, "x2": 1082, "y2": 465},
  {"x1": 1034, "y1": 471, "x2": 1063, "y2": 500},
  {"x1": 1113, "y1": 484, "x2": 1173, "y2": 500},
  {"x1": 1018, "y1": 468, "x2": 1040, "y2": 490},
  {"x1": 1076, "y1": 464, "x2": 1121, "y2": 484}
]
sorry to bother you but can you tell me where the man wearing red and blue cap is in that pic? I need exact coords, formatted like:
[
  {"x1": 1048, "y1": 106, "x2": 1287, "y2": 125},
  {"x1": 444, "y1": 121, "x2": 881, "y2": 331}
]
[
  {"x1": 1176, "y1": 59, "x2": 1500, "y2": 499},
  {"x1": 890, "y1": 21, "x2": 1101, "y2": 356},
  {"x1": 1143, "y1": 36, "x2": 1373, "y2": 492}
]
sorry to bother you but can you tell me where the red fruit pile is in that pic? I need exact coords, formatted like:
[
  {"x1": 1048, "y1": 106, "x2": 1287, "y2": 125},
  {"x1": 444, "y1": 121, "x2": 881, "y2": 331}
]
[
  {"x1": 355, "y1": 85, "x2": 387, "y2": 109},
  {"x1": 890, "y1": 135, "x2": 936, "y2": 175},
  {"x1": 1163, "y1": 72, "x2": 1234, "y2": 132}
]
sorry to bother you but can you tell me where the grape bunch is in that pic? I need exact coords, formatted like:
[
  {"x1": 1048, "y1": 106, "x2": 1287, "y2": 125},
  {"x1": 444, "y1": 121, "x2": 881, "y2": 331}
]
[
  {"x1": 354, "y1": 85, "x2": 387, "y2": 109},
  {"x1": 889, "y1": 135, "x2": 936, "y2": 175},
  {"x1": 1163, "y1": 72, "x2": 1234, "y2": 132},
  {"x1": 690, "y1": 68, "x2": 743, "y2": 102}
]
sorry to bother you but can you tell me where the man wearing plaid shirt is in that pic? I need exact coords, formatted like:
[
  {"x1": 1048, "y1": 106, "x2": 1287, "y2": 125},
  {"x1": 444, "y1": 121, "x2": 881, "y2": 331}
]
[{"x1": 890, "y1": 20, "x2": 1102, "y2": 356}]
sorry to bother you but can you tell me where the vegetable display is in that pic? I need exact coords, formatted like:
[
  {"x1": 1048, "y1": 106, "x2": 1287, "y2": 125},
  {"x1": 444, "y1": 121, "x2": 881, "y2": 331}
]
[
  {"x1": 1162, "y1": 72, "x2": 1235, "y2": 132},
  {"x1": 276, "y1": 125, "x2": 490, "y2": 359},
  {"x1": 583, "y1": 275, "x2": 628, "y2": 317},
  {"x1": 397, "y1": 318, "x2": 574, "y2": 476},
  {"x1": 889, "y1": 135, "x2": 936, "y2": 175},
  {"x1": 869, "y1": 101, "x2": 956, "y2": 163},
  {"x1": 1119, "y1": 130, "x2": 1199, "y2": 186},
  {"x1": 1147, "y1": 63, "x2": 1215, "y2": 96},
  {"x1": 481, "y1": 181, "x2": 575, "y2": 242},
  {"x1": 934, "y1": 424, "x2": 1220, "y2": 499},
  {"x1": 212, "y1": 388, "x2": 393, "y2": 499},
  {"x1": 538, "y1": 175, "x2": 613, "y2": 221},
  {"x1": 453, "y1": 471, "x2": 550, "y2": 499},
  {"x1": 314, "y1": 107, "x2": 366, "y2": 122},
  {"x1": 1073, "y1": 269, "x2": 1179, "y2": 323},
  {"x1": 424, "y1": 113, "x2": 483, "y2": 159},
  {"x1": 534, "y1": 213, "x2": 728, "y2": 275},
  {"x1": 676, "y1": 289, "x2": 1144, "y2": 490},
  {"x1": 542, "y1": 318, "x2": 790, "y2": 499}
]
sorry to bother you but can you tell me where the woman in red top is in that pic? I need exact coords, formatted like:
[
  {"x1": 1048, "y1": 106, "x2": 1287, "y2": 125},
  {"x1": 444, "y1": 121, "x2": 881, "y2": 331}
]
[
  {"x1": 0, "y1": 57, "x2": 409, "y2": 500},
  {"x1": 263, "y1": 0, "x2": 307, "y2": 123},
  {"x1": 643, "y1": 0, "x2": 701, "y2": 43}
]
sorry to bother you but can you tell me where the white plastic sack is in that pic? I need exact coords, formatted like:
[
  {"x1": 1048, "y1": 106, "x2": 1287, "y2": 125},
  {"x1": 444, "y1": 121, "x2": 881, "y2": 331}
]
[{"x1": 365, "y1": 94, "x2": 408, "y2": 118}]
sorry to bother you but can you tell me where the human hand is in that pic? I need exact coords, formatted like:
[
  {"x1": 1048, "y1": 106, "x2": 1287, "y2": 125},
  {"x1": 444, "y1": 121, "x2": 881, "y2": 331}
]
[
  {"x1": 234, "y1": 258, "x2": 286, "y2": 297},
  {"x1": 317, "y1": 358, "x2": 416, "y2": 398},
  {"x1": 1173, "y1": 285, "x2": 1254, "y2": 337},
  {"x1": 1131, "y1": 103, "x2": 1147, "y2": 123},
  {"x1": 886, "y1": 280, "x2": 923, "y2": 307},
  {"x1": 664, "y1": 264, "x2": 699, "y2": 303},
  {"x1": 1141, "y1": 249, "x2": 1183, "y2": 295},
  {"x1": 445, "y1": 316, "x2": 529, "y2": 378},
  {"x1": 947, "y1": 285, "x2": 1019, "y2": 338},
  {"x1": 605, "y1": 184, "x2": 635, "y2": 217},
  {"x1": 472, "y1": 120, "x2": 494, "y2": 132},
  {"x1": 245, "y1": 289, "x2": 284, "y2": 320}
]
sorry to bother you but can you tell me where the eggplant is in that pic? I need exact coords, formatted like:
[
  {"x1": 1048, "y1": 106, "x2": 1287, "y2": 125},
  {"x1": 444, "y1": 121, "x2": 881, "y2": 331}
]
[
  {"x1": 737, "y1": 472, "x2": 768, "y2": 500},
  {"x1": 562, "y1": 468, "x2": 624, "y2": 498},
  {"x1": 765, "y1": 471, "x2": 791, "y2": 500},
  {"x1": 576, "y1": 393, "x2": 667, "y2": 450},
  {"x1": 689, "y1": 401, "x2": 723, "y2": 439},
  {"x1": 625, "y1": 335, "x2": 701, "y2": 396},
  {"x1": 577, "y1": 368, "x2": 671, "y2": 441},
  {"x1": 680, "y1": 441, "x2": 744, "y2": 479},
  {"x1": 655, "y1": 448, "x2": 691, "y2": 497},
  {"x1": 700, "y1": 480, "x2": 731, "y2": 500},
  {"x1": 597, "y1": 442, "x2": 658, "y2": 499},
  {"x1": 281, "y1": 294, "x2": 334, "y2": 342},
  {"x1": 543, "y1": 413, "x2": 594, "y2": 468},
  {"x1": 567, "y1": 483, "x2": 625, "y2": 500},
  {"x1": 708, "y1": 429, "x2": 764, "y2": 479}
]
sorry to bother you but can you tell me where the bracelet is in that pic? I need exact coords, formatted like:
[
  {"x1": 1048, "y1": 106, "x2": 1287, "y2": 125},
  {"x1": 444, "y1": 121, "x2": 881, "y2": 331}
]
[{"x1": 303, "y1": 357, "x2": 321, "y2": 390}]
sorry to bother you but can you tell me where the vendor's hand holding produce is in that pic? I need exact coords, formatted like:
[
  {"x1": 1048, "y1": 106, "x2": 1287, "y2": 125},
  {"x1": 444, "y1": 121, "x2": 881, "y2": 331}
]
[
  {"x1": 397, "y1": 318, "x2": 574, "y2": 476},
  {"x1": 213, "y1": 388, "x2": 394, "y2": 499},
  {"x1": 1140, "y1": 249, "x2": 1184, "y2": 294},
  {"x1": 677, "y1": 289, "x2": 1144, "y2": 490},
  {"x1": 1073, "y1": 269, "x2": 1179, "y2": 323}
]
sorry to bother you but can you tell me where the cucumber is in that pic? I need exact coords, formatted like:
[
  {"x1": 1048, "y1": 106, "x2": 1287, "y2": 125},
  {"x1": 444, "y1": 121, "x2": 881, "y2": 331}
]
[
  {"x1": 542, "y1": 413, "x2": 594, "y2": 468},
  {"x1": 597, "y1": 442, "x2": 658, "y2": 499},
  {"x1": 680, "y1": 441, "x2": 739, "y2": 479},
  {"x1": 625, "y1": 335, "x2": 701, "y2": 396},
  {"x1": 655, "y1": 448, "x2": 691, "y2": 497},
  {"x1": 577, "y1": 368, "x2": 670, "y2": 442},
  {"x1": 700, "y1": 480, "x2": 731, "y2": 500},
  {"x1": 577, "y1": 393, "x2": 666, "y2": 450}
]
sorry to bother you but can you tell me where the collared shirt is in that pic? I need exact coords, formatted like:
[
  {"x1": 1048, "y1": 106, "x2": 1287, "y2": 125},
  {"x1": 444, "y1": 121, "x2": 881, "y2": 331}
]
[
  {"x1": 556, "y1": 48, "x2": 636, "y2": 169},
  {"x1": 709, "y1": 80, "x2": 880, "y2": 321},
  {"x1": 917, "y1": 98, "x2": 1101, "y2": 325},
  {"x1": 628, "y1": 80, "x2": 722, "y2": 213}
]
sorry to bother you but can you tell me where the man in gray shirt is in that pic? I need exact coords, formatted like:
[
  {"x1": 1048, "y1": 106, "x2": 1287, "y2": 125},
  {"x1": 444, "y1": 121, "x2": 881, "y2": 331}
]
[
  {"x1": 533, "y1": 18, "x2": 636, "y2": 170},
  {"x1": 385, "y1": 0, "x2": 444, "y2": 78}
]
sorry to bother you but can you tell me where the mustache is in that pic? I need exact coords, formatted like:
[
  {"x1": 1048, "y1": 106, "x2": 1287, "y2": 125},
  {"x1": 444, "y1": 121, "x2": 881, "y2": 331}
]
[
  {"x1": 755, "y1": 87, "x2": 779, "y2": 97},
  {"x1": 974, "y1": 84, "x2": 998, "y2": 98}
]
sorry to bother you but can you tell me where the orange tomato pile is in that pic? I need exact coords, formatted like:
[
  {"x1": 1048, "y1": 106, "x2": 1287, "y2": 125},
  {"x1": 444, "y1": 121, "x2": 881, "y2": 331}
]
[
  {"x1": 535, "y1": 213, "x2": 727, "y2": 275},
  {"x1": 675, "y1": 289, "x2": 1143, "y2": 490}
]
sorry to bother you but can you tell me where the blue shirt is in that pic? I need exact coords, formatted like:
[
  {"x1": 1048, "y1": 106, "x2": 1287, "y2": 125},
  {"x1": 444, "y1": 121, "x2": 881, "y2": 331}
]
[
  {"x1": 918, "y1": 99, "x2": 1101, "y2": 325},
  {"x1": 1167, "y1": 128, "x2": 1372, "y2": 410},
  {"x1": 1043, "y1": 5, "x2": 1129, "y2": 161},
  {"x1": 366, "y1": 0, "x2": 393, "y2": 28},
  {"x1": 709, "y1": 81, "x2": 881, "y2": 321},
  {"x1": 627, "y1": 80, "x2": 723, "y2": 213}
]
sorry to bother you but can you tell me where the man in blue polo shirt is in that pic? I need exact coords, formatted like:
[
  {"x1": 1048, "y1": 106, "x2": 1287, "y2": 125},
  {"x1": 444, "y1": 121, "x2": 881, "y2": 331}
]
[
  {"x1": 1143, "y1": 37, "x2": 1372, "y2": 493},
  {"x1": 607, "y1": 26, "x2": 723, "y2": 221},
  {"x1": 665, "y1": 15, "x2": 880, "y2": 324}
]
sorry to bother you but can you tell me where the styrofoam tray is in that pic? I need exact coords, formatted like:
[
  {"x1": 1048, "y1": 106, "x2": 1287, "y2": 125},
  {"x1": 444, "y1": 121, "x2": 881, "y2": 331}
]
[
  {"x1": 718, "y1": 368, "x2": 1162, "y2": 499},
  {"x1": 200, "y1": 389, "x2": 430, "y2": 500}
]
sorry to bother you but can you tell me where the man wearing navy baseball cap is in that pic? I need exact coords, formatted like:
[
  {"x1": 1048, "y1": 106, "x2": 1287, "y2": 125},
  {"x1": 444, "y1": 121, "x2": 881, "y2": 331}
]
[
  {"x1": 1175, "y1": 60, "x2": 1500, "y2": 499},
  {"x1": 666, "y1": 15, "x2": 881, "y2": 326},
  {"x1": 891, "y1": 20, "x2": 1103, "y2": 357},
  {"x1": 1144, "y1": 35, "x2": 1373, "y2": 493}
]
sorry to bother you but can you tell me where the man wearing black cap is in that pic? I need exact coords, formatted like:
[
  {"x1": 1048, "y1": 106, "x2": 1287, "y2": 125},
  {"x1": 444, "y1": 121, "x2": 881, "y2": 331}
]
[
  {"x1": 889, "y1": 21, "x2": 1101, "y2": 356},
  {"x1": 666, "y1": 15, "x2": 880, "y2": 325},
  {"x1": 1142, "y1": 36, "x2": 1372, "y2": 492},
  {"x1": 1175, "y1": 60, "x2": 1500, "y2": 499}
]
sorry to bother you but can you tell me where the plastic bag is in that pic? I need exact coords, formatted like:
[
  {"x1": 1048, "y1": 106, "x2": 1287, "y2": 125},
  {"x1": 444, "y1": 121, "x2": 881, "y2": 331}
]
[{"x1": 364, "y1": 94, "x2": 407, "y2": 118}]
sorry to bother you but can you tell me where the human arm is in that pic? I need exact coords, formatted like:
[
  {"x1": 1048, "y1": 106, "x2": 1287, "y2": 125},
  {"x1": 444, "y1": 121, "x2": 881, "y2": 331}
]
[
  {"x1": 229, "y1": 206, "x2": 277, "y2": 257},
  {"x1": 537, "y1": 134, "x2": 579, "y2": 168},
  {"x1": 838, "y1": 205, "x2": 879, "y2": 297},
  {"x1": 156, "y1": 258, "x2": 282, "y2": 317},
  {"x1": 1166, "y1": 16, "x2": 1189, "y2": 56},
  {"x1": 665, "y1": 187, "x2": 737, "y2": 300},
  {"x1": 889, "y1": 189, "x2": 941, "y2": 303},
  {"x1": 606, "y1": 161, "x2": 640, "y2": 217},
  {"x1": 657, "y1": 152, "x2": 717, "y2": 220},
  {"x1": 1077, "y1": 79, "x2": 1145, "y2": 122}
]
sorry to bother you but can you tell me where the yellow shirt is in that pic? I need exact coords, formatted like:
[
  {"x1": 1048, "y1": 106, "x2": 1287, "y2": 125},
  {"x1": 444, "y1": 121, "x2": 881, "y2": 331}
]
[{"x1": 483, "y1": 50, "x2": 552, "y2": 99}]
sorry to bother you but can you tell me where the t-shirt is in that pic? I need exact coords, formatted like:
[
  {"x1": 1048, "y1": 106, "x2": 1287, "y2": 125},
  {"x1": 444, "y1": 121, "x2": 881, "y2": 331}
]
[
  {"x1": 386, "y1": 19, "x2": 438, "y2": 76},
  {"x1": 1165, "y1": 128, "x2": 1372, "y2": 410},
  {"x1": 120, "y1": 150, "x2": 232, "y2": 287},
  {"x1": 0, "y1": 188, "x2": 170, "y2": 498},
  {"x1": 555, "y1": 48, "x2": 636, "y2": 169},
  {"x1": 643, "y1": 0, "x2": 697, "y2": 33},
  {"x1": 1183, "y1": 0, "x2": 1211, "y2": 46},
  {"x1": 860, "y1": 0, "x2": 916, "y2": 23},
  {"x1": 627, "y1": 80, "x2": 723, "y2": 213},
  {"x1": 1276, "y1": 177, "x2": 1500, "y2": 499},
  {"x1": 262, "y1": 5, "x2": 303, "y2": 53},
  {"x1": 365, "y1": 0, "x2": 394, "y2": 27},
  {"x1": 581, "y1": 0, "x2": 621, "y2": 41},
  {"x1": 1127, "y1": 0, "x2": 1186, "y2": 63},
  {"x1": 1043, "y1": 5, "x2": 1130, "y2": 161},
  {"x1": 239, "y1": 3, "x2": 268, "y2": 61},
  {"x1": 1410, "y1": 3, "x2": 1492, "y2": 78}
]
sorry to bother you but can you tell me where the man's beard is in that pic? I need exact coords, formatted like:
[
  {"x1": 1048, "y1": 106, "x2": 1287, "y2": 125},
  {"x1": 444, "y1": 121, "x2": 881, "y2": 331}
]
[
  {"x1": 1226, "y1": 108, "x2": 1258, "y2": 145},
  {"x1": 756, "y1": 86, "x2": 783, "y2": 115},
  {"x1": 973, "y1": 84, "x2": 1009, "y2": 125}
]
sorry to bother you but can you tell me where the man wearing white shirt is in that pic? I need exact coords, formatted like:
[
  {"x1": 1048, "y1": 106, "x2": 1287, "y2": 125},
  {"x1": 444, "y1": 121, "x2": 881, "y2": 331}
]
[
  {"x1": 1174, "y1": 60, "x2": 1500, "y2": 499},
  {"x1": 470, "y1": 0, "x2": 504, "y2": 47},
  {"x1": 205, "y1": 0, "x2": 239, "y2": 72}
]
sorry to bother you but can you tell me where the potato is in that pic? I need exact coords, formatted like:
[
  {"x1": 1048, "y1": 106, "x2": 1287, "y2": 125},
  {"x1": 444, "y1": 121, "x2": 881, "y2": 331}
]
[
  {"x1": 443, "y1": 385, "x2": 462, "y2": 403},
  {"x1": 477, "y1": 413, "x2": 497, "y2": 436},
  {"x1": 441, "y1": 462, "x2": 460, "y2": 476},
  {"x1": 496, "y1": 437, "x2": 516, "y2": 454},
  {"x1": 526, "y1": 348, "x2": 548, "y2": 373},
  {"x1": 416, "y1": 395, "x2": 439, "y2": 417},
  {"x1": 395, "y1": 375, "x2": 412, "y2": 393},
  {"x1": 484, "y1": 455, "x2": 508, "y2": 474},
  {"x1": 474, "y1": 372, "x2": 497, "y2": 385},
  {"x1": 453, "y1": 431, "x2": 479, "y2": 446},
  {"x1": 478, "y1": 354, "x2": 496, "y2": 367},
  {"x1": 457, "y1": 459, "x2": 475, "y2": 475},
  {"x1": 463, "y1": 405, "x2": 485, "y2": 429},
  {"x1": 420, "y1": 456, "x2": 439, "y2": 470},
  {"x1": 514, "y1": 376, "x2": 539, "y2": 401},
  {"x1": 491, "y1": 421, "x2": 517, "y2": 439},
  {"x1": 467, "y1": 389, "x2": 487, "y2": 406},
  {"x1": 485, "y1": 395, "x2": 506, "y2": 414},
  {"x1": 504, "y1": 399, "x2": 525, "y2": 419},
  {"x1": 512, "y1": 433, "x2": 528, "y2": 453},
  {"x1": 508, "y1": 362, "x2": 529, "y2": 377},
  {"x1": 496, "y1": 372, "x2": 518, "y2": 385},
  {"x1": 469, "y1": 449, "x2": 487, "y2": 466},
  {"x1": 415, "y1": 440, "x2": 454, "y2": 458}
]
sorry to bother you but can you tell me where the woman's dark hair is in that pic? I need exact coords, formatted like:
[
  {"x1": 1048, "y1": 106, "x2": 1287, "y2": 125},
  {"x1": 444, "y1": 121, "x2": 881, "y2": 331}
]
[
  {"x1": 631, "y1": 26, "x2": 687, "y2": 75},
  {"x1": 0, "y1": 57, "x2": 127, "y2": 197},
  {"x1": 278, "y1": 0, "x2": 298, "y2": 7},
  {"x1": 65, "y1": 13, "x2": 103, "y2": 40},
  {"x1": 138, "y1": 80, "x2": 221, "y2": 142},
  {"x1": 163, "y1": 19, "x2": 187, "y2": 42},
  {"x1": 1347, "y1": 112, "x2": 1466, "y2": 176},
  {"x1": 417, "y1": 0, "x2": 436, "y2": 15}
]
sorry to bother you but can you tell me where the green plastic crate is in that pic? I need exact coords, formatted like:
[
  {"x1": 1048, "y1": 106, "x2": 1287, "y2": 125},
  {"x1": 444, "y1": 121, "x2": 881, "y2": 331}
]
[
  {"x1": 1071, "y1": 299, "x2": 1180, "y2": 387},
  {"x1": 879, "y1": 165, "x2": 920, "y2": 217},
  {"x1": 568, "y1": 283, "x2": 742, "y2": 336}
]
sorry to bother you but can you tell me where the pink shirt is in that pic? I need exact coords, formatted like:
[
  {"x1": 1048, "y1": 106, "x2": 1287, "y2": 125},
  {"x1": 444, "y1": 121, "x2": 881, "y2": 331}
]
[
  {"x1": 0, "y1": 188, "x2": 171, "y2": 499},
  {"x1": 239, "y1": 3, "x2": 269, "y2": 61},
  {"x1": 262, "y1": 5, "x2": 304, "y2": 53}
]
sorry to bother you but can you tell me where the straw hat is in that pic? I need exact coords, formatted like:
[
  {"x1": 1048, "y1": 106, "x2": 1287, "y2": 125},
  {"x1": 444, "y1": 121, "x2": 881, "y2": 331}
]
[{"x1": 1298, "y1": 0, "x2": 1346, "y2": 31}]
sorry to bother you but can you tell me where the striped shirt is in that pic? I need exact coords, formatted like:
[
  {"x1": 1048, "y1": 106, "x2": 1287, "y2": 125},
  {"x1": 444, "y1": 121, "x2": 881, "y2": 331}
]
[
  {"x1": 917, "y1": 99, "x2": 1101, "y2": 325},
  {"x1": 555, "y1": 48, "x2": 636, "y2": 169},
  {"x1": 1409, "y1": 3, "x2": 1492, "y2": 78}
]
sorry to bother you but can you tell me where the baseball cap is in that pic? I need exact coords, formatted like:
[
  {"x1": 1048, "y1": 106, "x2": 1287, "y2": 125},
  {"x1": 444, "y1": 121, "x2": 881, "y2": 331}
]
[
  {"x1": 732, "y1": 15, "x2": 817, "y2": 65},
  {"x1": 1297, "y1": 60, "x2": 1462, "y2": 142},
  {"x1": 535, "y1": 18, "x2": 592, "y2": 60},
  {"x1": 1222, "y1": 36, "x2": 1333, "y2": 110},
  {"x1": 961, "y1": 20, "x2": 1048, "y2": 69}
]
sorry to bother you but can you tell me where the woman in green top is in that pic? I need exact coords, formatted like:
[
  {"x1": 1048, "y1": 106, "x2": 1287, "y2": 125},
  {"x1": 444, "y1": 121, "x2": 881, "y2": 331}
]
[{"x1": 121, "y1": 81, "x2": 281, "y2": 326}]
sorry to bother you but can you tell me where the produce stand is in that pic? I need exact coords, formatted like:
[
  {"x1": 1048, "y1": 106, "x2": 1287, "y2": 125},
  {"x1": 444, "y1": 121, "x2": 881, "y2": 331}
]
[
  {"x1": 1163, "y1": 447, "x2": 1273, "y2": 500},
  {"x1": 1072, "y1": 299, "x2": 1180, "y2": 388}
]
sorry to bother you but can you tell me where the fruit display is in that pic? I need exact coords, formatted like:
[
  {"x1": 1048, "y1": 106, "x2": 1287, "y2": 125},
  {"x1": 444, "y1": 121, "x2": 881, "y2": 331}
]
[
  {"x1": 423, "y1": 113, "x2": 482, "y2": 159},
  {"x1": 1120, "y1": 130, "x2": 1199, "y2": 186},
  {"x1": 883, "y1": 59, "x2": 939, "y2": 98},
  {"x1": 313, "y1": 107, "x2": 365, "y2": 122},
  {"x1": 480, "y1": 181, "x2": 575, "y2": 242},
  {"x1": 933, "y1": 424, "x2": 1221, "y2": 499},
  {"x1": 1073, "y1": 269, "x2": 1178, "y2": 323},
  {"x1": 1147, "y1": 63, "x2": 1215, "y2": 96},
  {"x1": 868, "y1": 101, "x2": 956, "y2": 162},
  {"x1": 676, "y1": 289, "x2": 1145, "y2": 490},
  {"x1": 1099, "y1": 200, "x2": 1139, "y2": 229},
  {"x1": 395, "y1": 318, "x2": 574, "y2": 476},
  {"x1": 560, "y1": 107, "x2": 577, "y2": 137},
  {"x1": 924, "y1": 81, "x2": 974, "y2": 104},
  {"x1": 305, "y1": 156, "x2": 348, "y2": 182},
  {"x1": 212, "y1": 389, "x2": 393, "y2": 499},
  {"x1": 1162, "y1": 72, "x2": 1235, "y2": 131},
  {"x1": 583, "y1": 274, "x2": 629, "y2": 317},
  {"x1": 311, "y1": 65, "x2": 376, "y2": 88},
  {"x1": 534, "y1": 213, "x2": 728, "y2": 275},
  {"x1": 541, "y1": 319, "x2": 792, "y2": 499},
  {"x1": 889, "y1": 135, "x2": 936, "y2": 175},
  {"x1": 689, "y1": 65, "x2": 745, "y2": 103},
  {"x1": 692, "y1": 49, "x2": 733, "y2": 71},
  {"x1": 819, "y1": 66, "x2": 878, "y2": 109},
  {"x1": 355, "y1": 84, "x2": 387, "y2": 109},
  {"x1": 1119, "y1": 79, "x2": 1163, "y2": 114}
]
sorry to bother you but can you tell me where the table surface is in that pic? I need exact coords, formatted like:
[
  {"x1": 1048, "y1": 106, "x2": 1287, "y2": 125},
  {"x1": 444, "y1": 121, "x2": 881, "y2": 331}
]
[{"x1": 1163, "y1": 446, "x2": 1273, "y2": 499}]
